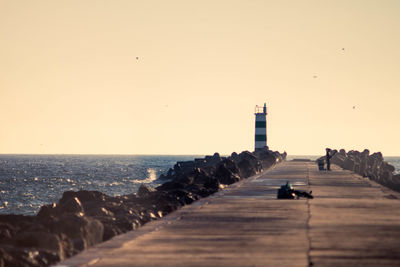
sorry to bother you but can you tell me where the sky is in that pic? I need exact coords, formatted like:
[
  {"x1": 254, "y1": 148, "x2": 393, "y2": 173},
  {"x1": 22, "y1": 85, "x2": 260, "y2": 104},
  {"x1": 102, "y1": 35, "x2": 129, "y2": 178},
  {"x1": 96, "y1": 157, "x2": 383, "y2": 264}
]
[{"x1": 0, "y1": 0, "x2": 399, "y2": 156}]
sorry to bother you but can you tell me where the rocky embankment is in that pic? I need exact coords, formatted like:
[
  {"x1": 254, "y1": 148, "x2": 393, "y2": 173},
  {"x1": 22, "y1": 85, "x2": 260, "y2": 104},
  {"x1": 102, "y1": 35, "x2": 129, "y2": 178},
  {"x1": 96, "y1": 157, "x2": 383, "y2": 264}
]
[
  {"x1": 326, "y1": 149, "x2": 400, "y2": 191},
  {"x1": 0, "y1": 148, "x2": 286, "y2": 266}
]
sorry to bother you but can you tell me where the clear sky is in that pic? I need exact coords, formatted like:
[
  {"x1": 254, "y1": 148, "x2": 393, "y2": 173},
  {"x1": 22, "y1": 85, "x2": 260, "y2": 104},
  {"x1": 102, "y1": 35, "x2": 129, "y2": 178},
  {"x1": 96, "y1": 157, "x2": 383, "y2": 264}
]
[{"x1": 1, "y1": 0, "x2": 399, "y2": 156}]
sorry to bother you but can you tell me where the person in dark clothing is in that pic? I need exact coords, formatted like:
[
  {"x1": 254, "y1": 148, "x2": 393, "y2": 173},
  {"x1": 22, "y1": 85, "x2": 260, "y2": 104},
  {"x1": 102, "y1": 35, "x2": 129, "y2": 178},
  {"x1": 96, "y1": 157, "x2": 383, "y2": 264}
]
[
  {"x1": 277, "y1": 182, "x2": 313, "y2": 199},
  {"x1": 326, "y1": 148, "x2": 332, "y2": 171}
]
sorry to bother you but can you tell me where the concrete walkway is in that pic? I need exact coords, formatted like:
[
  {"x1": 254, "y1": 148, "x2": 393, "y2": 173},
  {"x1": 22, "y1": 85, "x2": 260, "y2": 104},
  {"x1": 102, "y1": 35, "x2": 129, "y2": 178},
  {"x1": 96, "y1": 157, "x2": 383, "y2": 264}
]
[{"x1": 59, "y1": 161, "x2": 400, "y2": 267}]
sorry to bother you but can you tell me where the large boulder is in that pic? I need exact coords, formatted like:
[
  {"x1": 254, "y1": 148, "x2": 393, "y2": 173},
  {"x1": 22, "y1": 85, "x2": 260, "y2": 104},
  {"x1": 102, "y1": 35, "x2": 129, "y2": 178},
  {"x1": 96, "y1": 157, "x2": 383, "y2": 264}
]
[
  {"x1": 37, "y1": 195, "x2": 86, "y2": 222},
  {"x1": 59, "y1": 190, "x2": 108, "y2": 205},
  {"x1": 236, "y1": 151, "x2": 262, "y2": 178},
  {"x1": 59, "y1": 197, "x2": 85, "y2": 215},
  {"x1": 215, "y1": 159, "x2": 241, "y2": 185},
  {"x1": 230, "y1": 152, "x2": 239, "y2": 162},
  {"x1": 13, "y1": 231, "x2": 71, "y2": 260},
  {"x1": 260, "y1": 153, "x2": 278, "y2": 169},
  {"x1": 205, "y1": 153, "x2": 222, "y2": 166},
  {"x1": 342, "y1": 157, "x2": 355, "y2": 171},
  {"x1": 253, "y1": 148, "x2": 285, "y2": 166},
  {"x1": 358, "y1": 149, "x2": 370, "y2": 177},
  {"x1": 330, "y1": 153, "x2": 346, "y2": 168},
  {"x1": 46, "y1": 214, "x2": 103, "y2": 253}
]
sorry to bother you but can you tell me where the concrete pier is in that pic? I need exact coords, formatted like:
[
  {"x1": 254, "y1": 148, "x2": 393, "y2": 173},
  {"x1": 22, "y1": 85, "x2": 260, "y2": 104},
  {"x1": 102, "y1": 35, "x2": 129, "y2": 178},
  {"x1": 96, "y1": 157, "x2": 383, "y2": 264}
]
[{"x1": 59, "y1": 161, "x2": 400, "y2": 267}]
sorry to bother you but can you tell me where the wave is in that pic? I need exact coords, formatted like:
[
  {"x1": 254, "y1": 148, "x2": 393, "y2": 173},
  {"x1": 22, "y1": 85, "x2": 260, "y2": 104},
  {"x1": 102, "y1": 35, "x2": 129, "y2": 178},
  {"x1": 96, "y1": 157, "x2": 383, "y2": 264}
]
[{"x1": 131, "y1": 168, "x2": 158, "y2": 184}]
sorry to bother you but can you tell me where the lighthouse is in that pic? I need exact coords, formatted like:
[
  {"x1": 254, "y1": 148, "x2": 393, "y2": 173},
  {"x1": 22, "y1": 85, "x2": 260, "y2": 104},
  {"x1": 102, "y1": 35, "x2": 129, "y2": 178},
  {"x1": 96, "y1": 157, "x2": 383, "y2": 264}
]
[{"x1": 254, "y1": 103, "x2": 268, "y2": 151}]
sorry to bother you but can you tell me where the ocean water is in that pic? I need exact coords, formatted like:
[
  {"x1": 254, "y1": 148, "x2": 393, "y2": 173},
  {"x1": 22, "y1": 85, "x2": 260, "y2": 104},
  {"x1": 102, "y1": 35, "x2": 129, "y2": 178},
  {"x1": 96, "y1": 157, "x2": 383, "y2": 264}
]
[{"x1": 0, "y1": 155, "x2": 201, "y2": 215}]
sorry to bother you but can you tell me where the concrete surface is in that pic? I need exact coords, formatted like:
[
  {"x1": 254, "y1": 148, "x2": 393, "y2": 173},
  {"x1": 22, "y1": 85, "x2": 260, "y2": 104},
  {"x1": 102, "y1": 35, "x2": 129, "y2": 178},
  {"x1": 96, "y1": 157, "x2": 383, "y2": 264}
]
[{"x1": 58, "y1": 161, "x2": 400, "y2": 267}]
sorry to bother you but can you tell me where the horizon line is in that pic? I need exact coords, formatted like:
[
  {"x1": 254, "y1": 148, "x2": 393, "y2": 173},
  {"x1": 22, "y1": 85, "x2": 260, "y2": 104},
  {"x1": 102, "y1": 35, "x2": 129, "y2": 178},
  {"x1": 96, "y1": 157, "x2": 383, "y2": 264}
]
[{"x1": 0, "y1": 153, "x2": 398, "y2": 157}]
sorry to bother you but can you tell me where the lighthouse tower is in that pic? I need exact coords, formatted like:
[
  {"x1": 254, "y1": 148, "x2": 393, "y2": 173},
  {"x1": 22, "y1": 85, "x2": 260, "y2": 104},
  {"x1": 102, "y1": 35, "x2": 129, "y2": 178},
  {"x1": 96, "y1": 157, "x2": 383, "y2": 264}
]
[{"x1": 254, "y1": 103, "x2": 268, "y2": 151}]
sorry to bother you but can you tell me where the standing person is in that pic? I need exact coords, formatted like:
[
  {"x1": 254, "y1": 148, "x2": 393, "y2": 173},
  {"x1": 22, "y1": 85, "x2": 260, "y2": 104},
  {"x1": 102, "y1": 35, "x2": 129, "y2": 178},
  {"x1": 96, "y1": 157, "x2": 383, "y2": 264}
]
[{"x1": 326, "y1": 148, "x2": 332, "y2": 171}]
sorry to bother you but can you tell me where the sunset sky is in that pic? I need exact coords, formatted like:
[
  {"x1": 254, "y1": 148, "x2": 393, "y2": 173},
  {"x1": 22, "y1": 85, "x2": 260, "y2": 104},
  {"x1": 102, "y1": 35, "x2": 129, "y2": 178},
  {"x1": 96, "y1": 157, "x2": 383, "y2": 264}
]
[{"x1": 1, "y1": 0, "x2": 399, "y2": 156}]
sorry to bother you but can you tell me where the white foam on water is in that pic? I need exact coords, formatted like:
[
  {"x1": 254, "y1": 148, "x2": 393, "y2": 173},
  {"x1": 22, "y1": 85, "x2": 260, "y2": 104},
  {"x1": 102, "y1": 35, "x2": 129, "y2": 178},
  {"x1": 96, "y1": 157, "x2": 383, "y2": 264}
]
[{"x1": 131, "y1": 168, "x2": 157, "y2": 184}]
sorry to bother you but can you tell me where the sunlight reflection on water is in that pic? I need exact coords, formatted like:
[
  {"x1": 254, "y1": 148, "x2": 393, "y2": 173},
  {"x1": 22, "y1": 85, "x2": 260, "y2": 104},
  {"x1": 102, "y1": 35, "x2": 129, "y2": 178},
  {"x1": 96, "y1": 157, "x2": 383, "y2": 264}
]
[{"x1": 0, "y1": 155, "x2": 201, "y2": 215}]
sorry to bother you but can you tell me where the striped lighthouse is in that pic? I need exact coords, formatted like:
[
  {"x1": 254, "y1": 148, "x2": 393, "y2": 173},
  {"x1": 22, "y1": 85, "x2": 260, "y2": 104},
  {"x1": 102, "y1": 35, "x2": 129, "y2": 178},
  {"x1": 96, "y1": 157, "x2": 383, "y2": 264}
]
[{"x1": 254, "y1": 103, "x2": 268, "y2": 151}]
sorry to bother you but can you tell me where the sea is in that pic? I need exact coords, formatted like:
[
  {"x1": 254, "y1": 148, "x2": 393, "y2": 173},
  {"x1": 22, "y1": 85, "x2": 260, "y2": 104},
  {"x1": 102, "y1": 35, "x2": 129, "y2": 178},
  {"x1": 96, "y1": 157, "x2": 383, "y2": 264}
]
[
  {"x1": 0, "y1": 154, "x2": 399, "y2": 216},
  {"x1": 0, "y1": 155, "x2": 202, "y2": 216}
]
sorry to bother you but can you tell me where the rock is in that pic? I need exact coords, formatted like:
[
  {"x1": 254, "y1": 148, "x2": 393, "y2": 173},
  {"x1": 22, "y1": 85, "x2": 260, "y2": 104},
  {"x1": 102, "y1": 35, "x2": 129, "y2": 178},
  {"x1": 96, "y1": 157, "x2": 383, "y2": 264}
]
[
  {"x1": 156, "y1": 181, "x2": 185, "y2": 192},
  {"x1": 173, "y1": 163, "x2": 182, "y2": 174},
  {"x1": 191, "y1": 169, "x2": 219, "y2": 191},
  {"x1": 84, "y1": 205, "x2": 115, "y2": 218},
  {"x1": 158, "y1": 174, "x2": 169, "y2": 181},
  {"x1": 383, "y1": 162, "x2": 395, "y2": 173},
  {"x1": 13, "y1": 231, "x2": 70, "y2": 260},
  {"x1": 37, "y1": 203, "x2": 58, "y2": 220},
  {"x1": 205, "y1": 153, "x2": 222, "y2": 166},
  {"x1": 215, "y1": 159, "x2": 241, "y2": 185},
  {"x1": 343, "y1": 157, "x2": 355, "y2": 171},
  {"x1": 0, "y1": 224, "x2": 13, "y2": 240},
  {"x1": 381, "y1": 170, "x2": 393, "y2": 183},
  {"x1": 330, "y1": 153, "x2": 346, "y2": 167},
  {"x1": 238, "y1": 159, "x2": 256, "y2": 178},
  {"x1": 236, "y1": 151, "x2": 262, "y2": 178},
  {"x1": 358, "y1": 149, "x2": 370, "y2": 177},
  {"x1": 59, "y1": 197, "x2": 84, "y2": 215},
  {"x1": 59, "y1": 190, "x2": 108, "y2": 205},
  {"x1": 137, "y1": 184, "x2": 157, "y2": 198},
  {"x1": 167, "y1": 168, "x2": 174, "y2": 177},
  {"x1": 392, "y1": 174, "x2": 400, "y2": 184},
  {"x1": 352, "y1": 155, "x2": 361, "y2": 174},
  {"x1": 0, "y1": 247, "x2": 60, "y2": 267},
  {"x1": 165, "y1": 189, "x2": 197, "y2": 206},
  {"x1": 0, "y1": 215, "x2": 35, "y2": 227},
  {"x1": 150, "y1": 192, "x2": 180, "y2": 214},
  {"x1": 47, "y1": 214, "x2": 103, "y2": 252},
  {"x1": 37, "y1": 195, "x2": 85, "y2": 222},
  {"x1": 174, "y1": 161, "x2": 195, "y2": 175},
  {"x1": 157, "y1": 168, "x2": 175, "y2": 180},
  {"x1": 231, "y1": 152, "x2": 239, "y2": 162},
  {"x1": 331, "y1": 149, "x2": 399, "y2": 194},
  {"x1": 260, "y1": 153, "x2": 278, "y2": 169}
]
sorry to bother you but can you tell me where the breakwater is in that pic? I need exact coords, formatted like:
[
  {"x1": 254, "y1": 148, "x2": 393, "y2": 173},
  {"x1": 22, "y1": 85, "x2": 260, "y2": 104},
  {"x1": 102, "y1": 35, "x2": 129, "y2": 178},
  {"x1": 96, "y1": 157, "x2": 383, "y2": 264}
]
[
  {"x1": 61, "y1": 160, "x2": 400, "y2": 267},
  {"x1": 0, "y1": 148, "x2": 286, "y2": 266},
  {"x1": 324, "y1": 149, "x2": 400, "y2": 191}
]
